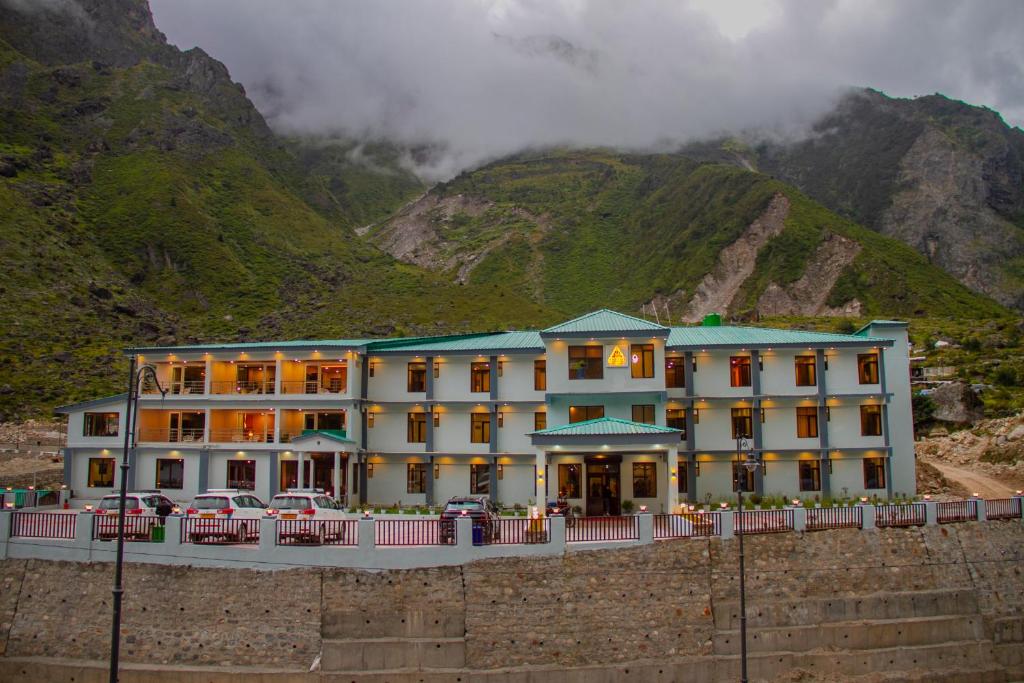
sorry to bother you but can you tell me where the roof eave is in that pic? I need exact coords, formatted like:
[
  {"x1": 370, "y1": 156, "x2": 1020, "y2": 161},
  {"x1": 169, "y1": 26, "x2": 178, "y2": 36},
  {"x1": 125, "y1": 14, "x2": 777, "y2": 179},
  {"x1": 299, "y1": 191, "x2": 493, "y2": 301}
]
[
  {"x1": 666, "y1": 339, "x2": 893, "y2": 351},
  {"x1": 54, "y1": 393, "x2": 128, "y2": 415},
  {"x1": 540, "y1": 329, "x2": 670, "y2": 340}
]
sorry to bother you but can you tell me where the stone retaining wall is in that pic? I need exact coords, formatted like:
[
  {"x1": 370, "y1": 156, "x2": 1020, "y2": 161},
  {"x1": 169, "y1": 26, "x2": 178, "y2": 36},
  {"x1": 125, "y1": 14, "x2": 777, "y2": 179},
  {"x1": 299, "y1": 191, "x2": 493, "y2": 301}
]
[{"x1": 0, "y1": 521, "x2": 1020, "y2": 680}]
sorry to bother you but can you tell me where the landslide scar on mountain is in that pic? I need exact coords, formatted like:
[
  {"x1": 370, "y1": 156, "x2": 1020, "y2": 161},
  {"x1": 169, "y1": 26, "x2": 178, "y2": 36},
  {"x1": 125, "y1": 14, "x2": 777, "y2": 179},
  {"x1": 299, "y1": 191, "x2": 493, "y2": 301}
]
[
  {"x1": 369, "y1": 192, "x2": 549, "y2": 283},
  {"x1": 682, "y1": 193, "x2": 790, "y2": 322},
  {"x1": 755, "y1": 232, "x2": 863, "y2": 317}
]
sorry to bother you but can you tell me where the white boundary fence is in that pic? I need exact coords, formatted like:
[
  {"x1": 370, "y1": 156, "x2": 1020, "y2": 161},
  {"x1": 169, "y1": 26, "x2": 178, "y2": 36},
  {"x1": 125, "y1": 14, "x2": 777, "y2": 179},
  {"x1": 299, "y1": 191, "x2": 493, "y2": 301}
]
[{"x1": 0, "y1": 497, "x2": 1020, "y2": 571}]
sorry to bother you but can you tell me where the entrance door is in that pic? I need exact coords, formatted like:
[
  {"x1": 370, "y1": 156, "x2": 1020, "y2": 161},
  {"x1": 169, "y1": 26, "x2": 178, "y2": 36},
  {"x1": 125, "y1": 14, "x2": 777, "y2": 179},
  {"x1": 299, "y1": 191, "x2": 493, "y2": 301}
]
[
  {"x1": 585, "y1": 457, "x2": 621, "y2": 516},
  {"x1": 311, "y1": 453, "x2": 334, "y2": 496}
]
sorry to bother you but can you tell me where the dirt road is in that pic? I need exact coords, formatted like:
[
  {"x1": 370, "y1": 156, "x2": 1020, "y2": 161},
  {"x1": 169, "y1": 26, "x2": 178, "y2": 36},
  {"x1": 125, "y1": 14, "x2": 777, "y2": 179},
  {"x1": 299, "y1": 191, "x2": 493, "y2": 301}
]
[{"x1": 923, "y1": 460, "x2": 1019, "y2": 498}]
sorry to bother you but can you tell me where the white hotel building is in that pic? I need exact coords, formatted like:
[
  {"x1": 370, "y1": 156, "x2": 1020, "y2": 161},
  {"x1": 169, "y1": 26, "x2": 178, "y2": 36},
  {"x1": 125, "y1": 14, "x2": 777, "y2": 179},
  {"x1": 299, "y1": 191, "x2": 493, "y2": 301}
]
[{"x1": 57, "y1": 310, "x2": 916, "y2": 512}]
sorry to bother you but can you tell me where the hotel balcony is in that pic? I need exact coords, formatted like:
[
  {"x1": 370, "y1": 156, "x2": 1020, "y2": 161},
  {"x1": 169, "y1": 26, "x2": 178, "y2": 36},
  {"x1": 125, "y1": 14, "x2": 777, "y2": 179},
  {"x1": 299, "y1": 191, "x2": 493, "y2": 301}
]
[
  {"x1": 137, "y1": 409, "x2": 206, "y2": 444},
  {"x1": 209, "y1": 410, "x2": 275, "y2": 444},
  {"x1": 279, "y1": 409, "x2": 347, "y2": 443}
]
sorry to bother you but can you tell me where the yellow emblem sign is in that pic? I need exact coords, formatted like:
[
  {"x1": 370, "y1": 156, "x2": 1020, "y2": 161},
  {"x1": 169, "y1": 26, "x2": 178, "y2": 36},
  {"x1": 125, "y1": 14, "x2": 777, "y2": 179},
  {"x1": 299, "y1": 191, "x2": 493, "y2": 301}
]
[{"x1": 607, "y1": 345, "x2": 627, "y2": 368}]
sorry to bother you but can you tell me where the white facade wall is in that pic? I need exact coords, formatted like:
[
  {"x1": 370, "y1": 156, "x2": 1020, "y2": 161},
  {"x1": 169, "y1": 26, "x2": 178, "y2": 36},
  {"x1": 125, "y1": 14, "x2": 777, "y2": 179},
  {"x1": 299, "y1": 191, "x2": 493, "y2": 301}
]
[
  {"x1": 497, "y1": 356, "x2": 545, "y2": 402},
  {"x1": 761, "y1": 351, "x2": 818, "y2": 396},
  {"x1": 367, "y1": 357, "x2": 422, "y2": 403},
  {"x1": 497, "y1": 409, "x2": 538, "y2": 453},
  {"x1": 367, "y1": 408, "x2": 426, "y2": 453},
  {"x1": 544, "y1": 338, "x2": 666, "y2": 396},
  {"x1": 691, "y1": 353, "x2": 755, "y2": 397},
  {"x1": 432, "y1": 409, "x2": 492, "y2": 454},
  {"x1": 762, "y1": 401, "x2": 819, "y2": 452}
]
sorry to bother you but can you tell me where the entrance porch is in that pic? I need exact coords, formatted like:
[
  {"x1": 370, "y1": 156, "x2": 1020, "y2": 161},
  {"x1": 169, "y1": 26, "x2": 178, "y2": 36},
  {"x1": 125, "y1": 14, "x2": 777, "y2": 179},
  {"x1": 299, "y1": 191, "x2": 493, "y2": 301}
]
[{"x1": 283, "y1": 430, "x2": 357, "y2": 506}]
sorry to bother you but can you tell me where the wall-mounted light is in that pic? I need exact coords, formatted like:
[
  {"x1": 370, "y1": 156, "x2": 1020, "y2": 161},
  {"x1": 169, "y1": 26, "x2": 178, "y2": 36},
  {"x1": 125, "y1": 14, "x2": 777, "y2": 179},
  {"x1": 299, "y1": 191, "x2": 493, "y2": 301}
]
[
  {"x1": 693, "y1": 408, "x2": 700, "y2": 423},
  {"x1": 691, "y1": 356, "x2": 697, "y2": 372},
  {"x1": 497, "y1": 412, "x2": 504, "y2": 428},
  {"x1": 367, "y1": 463, "x2": 374, "y2": 478},
  {"x1": 497, "y1": 464, "x2": 504, "y2": 480},
  {"x1": 434, "y1": 463, "x2": 440, "y2": 479},
  {"x1": 670, "y1": 468, "x2": 677, "y2": 480},
  {"x1": 695, "y1": 462, "x2": 701, "y2": 476},
  {"x1": 433, "y1": 362, "x2": 440, "y2": 379},
  {"x1": 369, "y1": 362, "x2": 375, "y2": 377},
  {"x1": 433, "y1": 412, "x2": 440, "y2": 427},
  {"x1": 367, "y1": 412, "x2": 374, "y2": 428},
  {"x1": 759, "y1": 408, "x2": 766, "y2": 423}
]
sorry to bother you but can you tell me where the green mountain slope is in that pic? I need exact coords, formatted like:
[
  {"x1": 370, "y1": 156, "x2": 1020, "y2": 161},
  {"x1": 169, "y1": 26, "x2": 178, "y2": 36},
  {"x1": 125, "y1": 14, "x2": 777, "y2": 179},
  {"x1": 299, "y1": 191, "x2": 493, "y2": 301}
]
[
  {"x1": 0, "y1": 2, "x2": 554, "y2": 420},
  {"x1": 370, "y1": 150, "x2": 1007, "y2": 322}
]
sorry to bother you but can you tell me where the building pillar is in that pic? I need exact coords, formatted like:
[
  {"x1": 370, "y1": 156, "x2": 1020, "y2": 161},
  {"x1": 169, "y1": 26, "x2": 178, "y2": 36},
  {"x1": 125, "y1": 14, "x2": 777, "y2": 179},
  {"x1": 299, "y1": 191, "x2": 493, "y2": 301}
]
[
  {"x1": 268, "y1": 450, "x2": 279, "y2": 498},
  {"x1": 489, "y1": 455, "x2": 499, "y2": 505},
  {"x1": 489, "y1": 355, "x2": 499, "y2": 401},
  {"x1": 273, "y1": 408, "x2": 281, "y2": 445},
  {"x1": 425, "y1": 356, "x2": 434, "y2": 401},
  {"x1": 198, "y1": 448, "x2": 209, "y2": 494},
  {"x1": 425, "y1": 456, "x2": 435, "y2": 507},
  {"x1": 333, "y1": 451, "x2": 341, "y2": 500},
  {"x1": 297, "y1": 451, "x2": 305, "y2": 489},
  {"x1": 359, "y1": 454, "x2": 368, "y2": 505},
  {"x1": 274, "y1": 358, "x2": 282, "y2": 395},
  {"x1": 202, "y1": 408, "x2": 211, "y2": 444},
  {"x1": 490, "y1": 406, "x2": 498, "y2": 454},
  {"x1": 534, "y1": 447, "x2": 546, "y2": 511},
  {"x1": 425, "y1": 407, "x2": 435, "y2": 453},
  {"x1": 752, "y1": 399, "x2": 765, "y2": 497},
  {"x1": 687, "y1": 453, "x2": 698, "y2": 504},
  {"x1": 816, "y1": 349, "x2": 831, "y2": 499},
  {"x1": 204, "y1": 357, "x2": 213, "y2": 394},
  {"x1": 666, "y1": 446, "x2": 679, "y2": 514},
  {"x1": 62, "y1": 448, "x2": 73, "y2": 490},
  {"x1": 683, "y1": 351, "x2": 695, "y2": 396}
]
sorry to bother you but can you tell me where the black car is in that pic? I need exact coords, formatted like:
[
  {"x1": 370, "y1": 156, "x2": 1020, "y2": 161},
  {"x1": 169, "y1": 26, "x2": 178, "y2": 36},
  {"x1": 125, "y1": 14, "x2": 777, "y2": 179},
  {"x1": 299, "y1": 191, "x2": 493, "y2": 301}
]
[{"x1": 439, "y1": 496, "x2": 500, "y2": 543}]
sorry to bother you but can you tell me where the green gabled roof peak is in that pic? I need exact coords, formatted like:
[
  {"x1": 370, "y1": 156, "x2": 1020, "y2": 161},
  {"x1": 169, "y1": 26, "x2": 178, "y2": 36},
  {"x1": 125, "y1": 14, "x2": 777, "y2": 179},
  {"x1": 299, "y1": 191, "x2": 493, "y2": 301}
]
[
  {"x1": 531, "y1": 416, "x2": 681, "y2": 436},
  {"x1": 541, "y1": 309, "x2": 668, "y2": 337}
]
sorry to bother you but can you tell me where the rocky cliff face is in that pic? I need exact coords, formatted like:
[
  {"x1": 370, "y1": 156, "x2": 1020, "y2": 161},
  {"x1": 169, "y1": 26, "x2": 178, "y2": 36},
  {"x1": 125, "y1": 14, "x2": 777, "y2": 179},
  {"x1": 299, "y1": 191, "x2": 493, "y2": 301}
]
[{"x1": 752, "y1": 89, "x2": 1024, "y2": 311}]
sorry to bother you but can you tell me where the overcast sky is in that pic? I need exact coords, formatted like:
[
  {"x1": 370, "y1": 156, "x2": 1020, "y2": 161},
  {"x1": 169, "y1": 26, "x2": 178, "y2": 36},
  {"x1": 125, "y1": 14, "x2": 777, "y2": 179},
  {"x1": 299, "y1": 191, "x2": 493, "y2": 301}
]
[{"x1": 150, "y1": 0, "x2": 1024, "y2": 178}]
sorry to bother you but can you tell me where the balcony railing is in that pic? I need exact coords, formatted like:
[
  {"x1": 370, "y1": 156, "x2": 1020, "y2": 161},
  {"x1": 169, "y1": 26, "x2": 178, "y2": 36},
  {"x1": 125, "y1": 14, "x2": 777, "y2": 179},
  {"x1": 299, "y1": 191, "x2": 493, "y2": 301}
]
[
  {"x1": 210, "y1": 380, "x2": 276, "y2": 395},
  {"x1": 279, "y1": 428, "x2": 348, "y2": 443},
  {"x1": 208, "y1": 429, "x2": 274, "y2": 444},
  {"x1": 280, "y1": 380, "x2": 347, "y2": 395},
  {"x1": 138, "y1": 428, "x2": 205, "y2": 443}
]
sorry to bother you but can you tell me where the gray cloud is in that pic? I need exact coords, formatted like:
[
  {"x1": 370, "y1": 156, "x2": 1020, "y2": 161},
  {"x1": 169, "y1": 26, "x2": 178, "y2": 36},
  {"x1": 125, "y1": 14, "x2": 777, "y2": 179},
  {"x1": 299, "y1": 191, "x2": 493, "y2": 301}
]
[{"x1": 150, "y1": 0, "x2": 1024, "y2": 179}]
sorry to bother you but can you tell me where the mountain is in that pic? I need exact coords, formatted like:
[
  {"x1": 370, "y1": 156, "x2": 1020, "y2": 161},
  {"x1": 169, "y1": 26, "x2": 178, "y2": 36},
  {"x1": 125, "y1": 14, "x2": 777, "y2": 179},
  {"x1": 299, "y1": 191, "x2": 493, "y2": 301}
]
[
  {"x1": 368, "y1": 150, "x2": 1007, "y2": 322},
  {"x1": 0, "y1": 0, "x2": 553, "y2": 420},
  {"x1": 686, "y1": 89, "x2": 1024, "y2": 310}
]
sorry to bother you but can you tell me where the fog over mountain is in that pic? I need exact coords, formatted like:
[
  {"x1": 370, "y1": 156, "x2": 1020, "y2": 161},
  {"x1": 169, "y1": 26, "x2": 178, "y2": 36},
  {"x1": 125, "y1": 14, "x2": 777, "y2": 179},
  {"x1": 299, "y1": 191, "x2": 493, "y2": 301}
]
[{"x1": 147, "y1": 0, "x2": 1022, "y2": 177}]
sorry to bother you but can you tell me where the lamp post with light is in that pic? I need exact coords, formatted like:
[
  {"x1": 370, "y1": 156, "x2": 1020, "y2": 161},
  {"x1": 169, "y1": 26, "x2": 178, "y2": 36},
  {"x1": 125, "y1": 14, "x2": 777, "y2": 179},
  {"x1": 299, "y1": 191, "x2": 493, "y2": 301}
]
[
  {"x1": 735, "y1": 436, "x2": 758, "y2": 683},
  {"x1": 109, "y1": 356, "x2": 165, "y2": 683}
]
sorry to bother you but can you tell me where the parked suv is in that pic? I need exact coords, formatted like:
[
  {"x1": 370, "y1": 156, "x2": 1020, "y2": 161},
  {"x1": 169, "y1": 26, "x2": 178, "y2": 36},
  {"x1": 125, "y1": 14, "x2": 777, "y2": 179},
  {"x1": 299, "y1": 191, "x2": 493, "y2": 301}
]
[
  {"x1": 184, "y1": 489, "x2": 267, "y2": 543},
  {"x1": 266, "y1": 489, "x2": 348, "y2": 544},
  {"x1": 94, "y1": 491, "x2": 176, "y2": 541},
  {"x1": 439, "y1": 496, "x2": 500, "y2": 543}
]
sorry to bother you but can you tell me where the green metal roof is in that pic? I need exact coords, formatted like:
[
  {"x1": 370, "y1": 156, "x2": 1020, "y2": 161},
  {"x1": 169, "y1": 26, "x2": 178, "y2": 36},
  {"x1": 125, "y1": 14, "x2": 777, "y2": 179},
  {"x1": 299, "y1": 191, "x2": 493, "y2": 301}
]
[
  {"x1": 367, "y1": 331, "x2": 543, "y2": 354},
  {"x1": 541, "y1": 309, "x2": 668, "y2": 336},
  {"x1": 127, "y1": 339, "x2": 371, "y2": 354},
  {"x1": 854, "y1": 320, "x2": 908, "y2": 336},
  {"x1": 666, "y1": 325, "x2": 891, "y2": 349},
  {"x1": 531, "y1": 416, "x2": 681, "y2": 437}
]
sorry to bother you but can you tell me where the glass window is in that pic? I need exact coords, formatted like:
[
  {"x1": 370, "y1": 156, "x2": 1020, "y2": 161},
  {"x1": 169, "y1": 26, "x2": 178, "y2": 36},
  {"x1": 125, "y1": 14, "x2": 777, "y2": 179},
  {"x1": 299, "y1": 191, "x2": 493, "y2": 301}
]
[
  {"x1": 534, "y1": 412, "x2": 547, "y2": 430},
  {"x1": 407, "y1": 463, "x2": 426, "y2": 494},
  {"x1": 864, "y1": 457, "x2": 886, "y2": 489},
  {"x1": 732, "y1": 462, "x2": 755, "y2": 492},
  {"x1": 665, "y1": 357, "x2": 685, "y2": 388},
  {"x1": 632, "y1": 462, "x2": 657, "y2": 498},
  {"x1": 666, "y1": 409, "x2": 687, "y2": 439},
  {"x1": 568, "y1": 346, "x2": 603, "y2": 380},
  {"x1": 677, "y1": 461, "x2": 688, "y2": 494},
  {"x1": 407, "y1": 412, "x2": 427, "y2": 443},
  {"x1": 631, "y1": 404, "x2": 655, "y2": 424},
  {"x1": 558, "y1": 464, "x2": 581, "y2": 498},
  {"x1": 569, "y1": 405, "x2": 604, "y2": 423},
  {"x1": 227, "y1": 460, "x2": 255, "y2": 489},
  {"x1": 470, "y1": 464, "x2": 490, "y2": 494},
  {"x1": 84, "y1": 412, "x2": 119, "y2": 437},
  {"x1": 534, "y1": 360, "x2": 546, "y2": 390},
  {"x1": 860, "y1": 405, "x2": 883, "y2": 436},
  {"x1": 796, "y1": 407, "x2": 819, "y2": 438},
  {"x1": 471, "y1": 413, "x2": 491, "y2": 443},
  {"x1": 471, "y1": 362, "x2": 491, "y2": 393},
  {"x1": 155, "y1": 458, "x2": 184, "y2": 489},
  {"x1": 88, "y1": 458, "x2": 115, "y2": 487},
  {"x1": 630, "y1": 344, "x2": 655, "y2": 379},
  {"x1": 794, "y1": 356, "x2": 816, "y2": 386},
  {"x1": 858, "y1": 353, "x2": 879, "y2": 384},
  {"x1": 731, "y1": 408, "x2": 753, "y2": 439},
  {"x1": 730, "y1": 356, "x2": 752, "y2": 387},
  {"x1": 799, "y1": 460, "x2": 821, "y2": 491},
  {"x1": 407, "y1": 362, "x2": 426, "y2": 392}
]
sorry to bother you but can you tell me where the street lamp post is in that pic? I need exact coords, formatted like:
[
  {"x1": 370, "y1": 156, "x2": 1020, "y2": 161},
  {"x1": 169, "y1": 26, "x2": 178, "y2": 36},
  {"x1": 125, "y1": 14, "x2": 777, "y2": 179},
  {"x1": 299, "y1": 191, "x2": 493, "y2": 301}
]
[
  {"x1": 735, "y1": 436, "x2": 758, "y2": 683},
  {"x1": 109, "y1": 357, "x2": 164, "y2": 683}
]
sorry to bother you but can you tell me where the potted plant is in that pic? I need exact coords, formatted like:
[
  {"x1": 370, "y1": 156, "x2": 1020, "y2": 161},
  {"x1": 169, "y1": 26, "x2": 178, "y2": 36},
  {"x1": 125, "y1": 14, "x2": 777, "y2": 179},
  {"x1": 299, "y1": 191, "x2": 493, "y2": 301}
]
[{"x1": 621, "y1": 499, "x2": 635, "y2": 514}]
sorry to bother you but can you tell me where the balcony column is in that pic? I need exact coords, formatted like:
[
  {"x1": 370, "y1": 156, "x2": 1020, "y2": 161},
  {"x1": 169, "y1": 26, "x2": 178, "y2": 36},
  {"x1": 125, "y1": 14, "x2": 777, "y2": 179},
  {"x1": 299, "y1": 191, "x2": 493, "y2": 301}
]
[
  {"x1": 425, "y1": 455, "x2": 434, "y2": 507},
  {"x1": 666, "y1": 446, "x2": 679, "y2": 514},
  {"x1": 297, "y1": 451, "x2": 305, "y2": 489},
  {"x1": 268, "y1": 451, "x2": 279, "y2": 498},
  {"x1": 203, "y1": 409, "x2": 210, "y2": 444},
  {"x1": 204, "y1": 357, "x2": 212, "y2": 394},
  {"x1": 816, "y1": 349, "x2": 832, "y2": 498},
  {"x1": 358, "y1": 453, "x2": 368, "y2": 505},
  {"x1": 425, "y1": 356, "x2": 434, "y2": 401},
  {"x1": 333, "y1": 451, "x2": 341, "y2": 500},
  {"x1": 274, "y1": 358, "x2": 282, "y2": 395},
  {"x1": 273, "y1": 409, "x2": 281, "y2": 445},
  {"x1": 534, "y1": 447, "x2": 547, "y2": 512},
  {"x1": 489, "y1": 355, "x2": 499, "y2": 401},
  {"x1": 198, "y1": 447, "x2": 209, "y2": 494}
]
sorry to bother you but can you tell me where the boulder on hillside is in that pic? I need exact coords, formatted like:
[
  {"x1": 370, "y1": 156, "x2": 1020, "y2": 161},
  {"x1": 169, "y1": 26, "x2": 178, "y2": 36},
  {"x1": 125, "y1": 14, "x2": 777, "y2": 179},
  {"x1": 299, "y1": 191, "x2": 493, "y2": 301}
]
[{"x1": 931, "y1": 381, "x2": 985, "y2": 424}]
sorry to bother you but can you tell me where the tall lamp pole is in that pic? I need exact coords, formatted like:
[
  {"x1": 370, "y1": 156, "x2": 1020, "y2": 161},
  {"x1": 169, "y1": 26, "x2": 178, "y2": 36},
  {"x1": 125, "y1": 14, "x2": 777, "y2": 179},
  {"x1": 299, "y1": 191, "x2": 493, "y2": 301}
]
[
  {"x1": 109, "y1": 357, "x2": 164, "y2": 683},
  {"x1": 735, "y1": 436, "x2": 757, "y2": 683}
]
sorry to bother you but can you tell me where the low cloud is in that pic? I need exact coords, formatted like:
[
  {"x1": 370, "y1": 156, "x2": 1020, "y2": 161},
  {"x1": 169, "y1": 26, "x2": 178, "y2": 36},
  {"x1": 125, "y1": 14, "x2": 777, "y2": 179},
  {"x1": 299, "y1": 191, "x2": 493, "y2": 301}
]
[{"x1": 151, "y1": 0, "x2": 1024, "y2": 179}]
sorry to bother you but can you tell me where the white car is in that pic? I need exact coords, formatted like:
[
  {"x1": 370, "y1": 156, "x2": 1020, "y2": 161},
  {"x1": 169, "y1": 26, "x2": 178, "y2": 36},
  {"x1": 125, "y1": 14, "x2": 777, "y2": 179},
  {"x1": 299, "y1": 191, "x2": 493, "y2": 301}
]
[
  {"x1": 94, "y1": 491, "x2": 176, "y2": 541},
  {"x1": 184, "y1": 489, "x2": 266, "y2": 543},
  {"x1": 266, "y1": 489, "x2": 349, "y2": 544}
]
